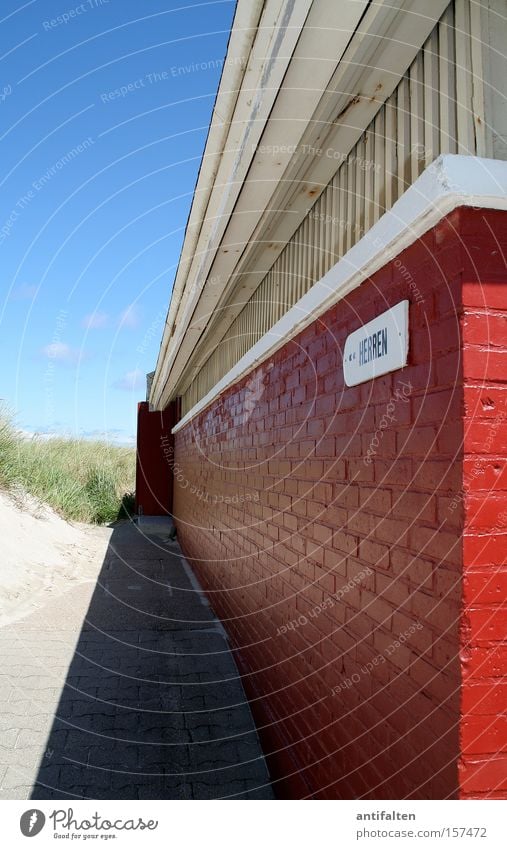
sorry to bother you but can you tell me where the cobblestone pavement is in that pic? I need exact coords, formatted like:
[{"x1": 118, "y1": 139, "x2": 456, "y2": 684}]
[{"x1": 0, "y1": 520, "x2": 273, "y2": 799}]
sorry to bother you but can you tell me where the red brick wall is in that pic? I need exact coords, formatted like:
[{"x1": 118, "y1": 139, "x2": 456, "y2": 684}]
[
  {"x1": 135, "y1": 401, "x2": 178, "y2": 516},
  {"x1": 459, "y1": 211, "x2": 507, "y2": 798},
  {"x1": 172, "y1": 207, "x2": 506, "y2": 799}
]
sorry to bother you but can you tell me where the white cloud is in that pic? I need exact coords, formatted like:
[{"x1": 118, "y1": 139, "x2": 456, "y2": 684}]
[
  {"x1": 82, "y1": 311, "x2": 108, "y2": 329},
  {"x1": 80, "y1": 429, "x2": 136, "y2": 446},
  {"x1": 20, "y1": 427, "x2": 135, "y2": 446},
  {"x1": 18, "y1": 428, "x2": 59, "y2": 441},
  {"x1": 112, "y1": 368, "x2": 145, "y2": 392},
  {"x1": 118, "y1": 304, "x2": 140, "y2": 329},
  {"x1": 40, "y1": 342, "x2": 84, "y2": 364},
  {"x1": 9, "y1": 284, "x2": 38, "y2": 301}
]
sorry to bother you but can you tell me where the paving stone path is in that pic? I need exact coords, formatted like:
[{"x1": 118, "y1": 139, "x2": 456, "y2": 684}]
[{"x1": 0, "y1": 520, "x2": 273, "y2": 799}]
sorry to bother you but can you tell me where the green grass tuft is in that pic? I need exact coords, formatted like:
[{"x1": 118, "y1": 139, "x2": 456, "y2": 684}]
[{"x1": 0, "y1": 406, "x2": 136, "y2": 524}]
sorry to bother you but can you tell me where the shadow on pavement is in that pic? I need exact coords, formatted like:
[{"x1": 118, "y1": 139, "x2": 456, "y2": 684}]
[{"x1": 30, "y1": 519, "x2": 273, "y2": 800}]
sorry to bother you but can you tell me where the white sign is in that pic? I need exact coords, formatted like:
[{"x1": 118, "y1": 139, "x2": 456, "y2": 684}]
[{"x1": 343, "y1": 300, "x2": 409, "y2": 386}]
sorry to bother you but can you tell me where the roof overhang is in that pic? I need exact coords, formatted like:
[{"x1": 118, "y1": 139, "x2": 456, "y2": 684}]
[
  {"x1": 172, "y1": 154, "x2": 507, "y2": 432},
  {"x1": 150, "y1": 0, "x2": 452, "y2": 411}
]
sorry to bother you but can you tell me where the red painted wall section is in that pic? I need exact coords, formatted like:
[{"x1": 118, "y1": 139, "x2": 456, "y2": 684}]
[
  {"x1": 459, "y1": 210, "x2": 507, "y2": 798},
  {"x1": 135, "y1": 401, "x2": 177, "y2": 516},
  {"x1": 172, "y1": 207, "x2": 506, "y2": 799}
]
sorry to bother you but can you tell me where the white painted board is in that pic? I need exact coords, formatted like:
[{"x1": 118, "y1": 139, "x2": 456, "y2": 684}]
[{"x1": 343, "y1": 300, "x2": 409, "y2": 386}]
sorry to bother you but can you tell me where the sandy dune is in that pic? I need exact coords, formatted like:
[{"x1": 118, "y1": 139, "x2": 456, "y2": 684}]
[{"x1": 0, "y1": 490, "x2": 112, "y2": 627}]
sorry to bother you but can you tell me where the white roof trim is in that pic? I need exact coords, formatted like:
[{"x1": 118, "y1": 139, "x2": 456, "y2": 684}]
[{"x1": 172, "y1": 154, "x2": 507, "y2": 434}]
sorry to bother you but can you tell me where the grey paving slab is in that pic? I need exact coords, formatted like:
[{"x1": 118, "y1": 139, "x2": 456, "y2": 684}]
[{"x1": 0, "y1": 520, "x2": 274, "y2": 800}]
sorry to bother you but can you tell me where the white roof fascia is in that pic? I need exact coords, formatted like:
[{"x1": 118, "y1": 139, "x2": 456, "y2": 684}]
[
  {"x1": 171, "y1": 155, "x2": 507, "y2": 431},
  {"x1": 151, "y1": 0, "x2": 314, "y2": 408}
]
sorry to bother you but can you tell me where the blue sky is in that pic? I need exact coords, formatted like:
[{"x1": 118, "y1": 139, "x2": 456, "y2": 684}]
[{"x1": 0, "y1": 0, "x2": 235, "y2": 444}]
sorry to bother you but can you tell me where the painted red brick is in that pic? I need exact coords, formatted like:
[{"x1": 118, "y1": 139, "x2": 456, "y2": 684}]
[
  {"x1": 459, "y1": 757, "x2": 507, "y2": 794},
  {"x1": 462, "y1": 716, "x2": 507, "y2": 755},
  {"x1": 165, "y1": 207, "x2": 507, "y2": 799},
  {"x1": 135, "y1": 401, "x2": 178, "y2": 515},
  {"x1": 460, "y1": 209, "x2": 507, "y2": 800}
]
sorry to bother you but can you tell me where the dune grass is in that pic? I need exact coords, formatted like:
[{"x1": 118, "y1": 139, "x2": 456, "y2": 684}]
[{"x1": 0, "y1": 408, "x2": 136, "y2": 524}]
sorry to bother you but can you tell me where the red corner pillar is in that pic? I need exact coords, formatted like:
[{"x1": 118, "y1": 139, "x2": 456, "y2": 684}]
[
  {"x1": 135, "y1": 400, "x2": 178, "y2": 516},
  {"x1": 459, "y1": 210, "x2": 507, "y2": 798}
]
